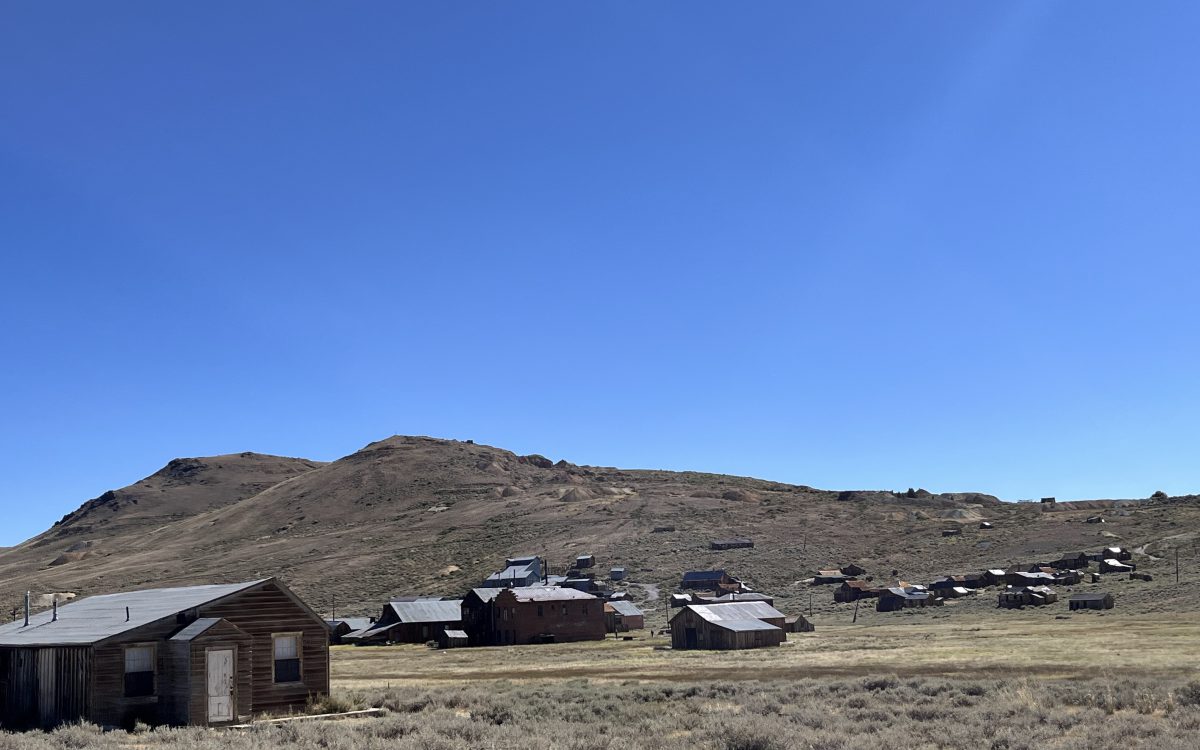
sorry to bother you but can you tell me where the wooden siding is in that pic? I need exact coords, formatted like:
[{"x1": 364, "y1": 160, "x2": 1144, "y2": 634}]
[
  {"x1": 669, "y1": 609, "x2": 784, "y2": 650},
  {"x1": 0, "y1": 646, "x2": 91, "y2": 729},
  {"x1": 198, "y1": 581, "x2": 329, "y2": 714},
  {"x1": 167, "y1": 621, "x2": 253, "y2": 726}
]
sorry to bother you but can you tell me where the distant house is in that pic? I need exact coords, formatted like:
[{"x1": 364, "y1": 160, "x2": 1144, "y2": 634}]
[
  {"x1": 1053, "y1": 570, "x2": 1083, "y2": 586},
  {"x1": 979, "y1": 570, "x2": 1006, "y2": 587},
  {"x1": 1099, "y1": 559, "x2": 1135, "y2": 574},
  {"x1": 326, "y1": 617, "x2": 373, "y2": 645},
  {"x1": 669, "y1": 602, "x2": 786, "y2": 650},
  {"x1": 710, "y1": 539, "x2": 754, "y2": 550},
  {"x1": 785, "y1": 615, "x2": 815, "y2": 633},
  {"x1": 876, "y1": 587, "x2": 932, "y2": 612},
  {"x1": 575, "y1": 554, "x2": 596, "y2": 569},
  {"x1": 1005, "y1": 571, "x2": 1056, "y2": 587},
  {"x1": 346, "y1": 600, "x2": 463, "y2": 645},
  {"x1": 834, "y1": 580, "x2": 880, "y2": 603},
  {"x1": 0, "y1": 578, "x2": 328, "y2": 729},
  {"x1": 1050, "y1": 553, "x2": 1092, "y2": 570},
  {"x1": 998, "y1": 586, "x2": 1057, "y2": 608},
  {"x1": 609, "y1": 567, "x2": 627, "y2": 582},
  {"x1": 840, "y1": 564, "x2": 867, "y2": 577},
  {"x1": 1069, "y1": 593, "x2": 1114, "y2": 611},
  {"x1": 604, "y1": 601, "x2": 645, "y2": 632},
  {"x1": 812, "y1": 570, "x2": 850, "y2": 585},
  {"x1": 482, "y1": 555, "x2": 543, "y2": 588},
  {"x1": 461, "y1": 587, "x2": 604, "y2": 646},
  {"x1": 680, "y1": 570, "x2": 736, "y2": 591}
]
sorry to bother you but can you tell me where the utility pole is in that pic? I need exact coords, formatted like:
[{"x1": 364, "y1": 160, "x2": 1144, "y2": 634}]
[{"x1": 852, "y1": 600, "x2": 860, "y2": 624}]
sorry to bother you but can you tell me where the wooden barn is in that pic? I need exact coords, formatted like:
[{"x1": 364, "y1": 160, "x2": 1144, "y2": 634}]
[
  {"x1": 1069, "y1": 593, "x2": 1115, "y2": 611},
  {"x1": 876, "y1": 587, "x2": 932, "y2": 612},
  {"x1": 461, "y1": 587, "x2": 604, "y2": 646},
  {"x1": 604, "y1": 601, "x2": 645, "y2": 632},
  {"x1": 0, "y1": 578, "x2": 328, "y2": 730},
  {"x1": 345, "y1": 600, "x2": 463, "y2": 645},
  {"x1": 669, "y1": 601, "x2": 786, "y2": 650}
]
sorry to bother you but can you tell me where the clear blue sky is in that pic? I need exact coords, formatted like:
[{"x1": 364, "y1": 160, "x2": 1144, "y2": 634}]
[{"x1": 2, "y1": 2, "x2": 1198, "y2": 546}]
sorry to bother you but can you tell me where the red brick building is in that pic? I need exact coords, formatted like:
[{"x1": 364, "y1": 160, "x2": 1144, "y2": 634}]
[{"x1": 462, "y1": 587, "x2": 604, "y2": 645}]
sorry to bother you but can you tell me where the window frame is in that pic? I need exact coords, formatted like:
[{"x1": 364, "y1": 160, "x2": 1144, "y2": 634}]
[
  {"x1": 122, "y1": 642, "x2": 157, "y2": 698},
  {"x1": 271, "y1": 632, "x2": 304, "y2": 685}
]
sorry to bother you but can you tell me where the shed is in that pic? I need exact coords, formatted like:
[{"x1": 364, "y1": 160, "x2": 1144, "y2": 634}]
[
  {"x1": 609, "y1": 567, "x2": 627, "y2": 582},
  {"x1": 1068, "y1": 593, "x2": 1114, "y2": 611},
  {"x1": 438, "y1": 630, "x2": 470, "y2": 649},
  {"x1": 575, "y1": 554, "x2": 596, "y2": 569},
  {"x1": 0, "y1": 578, "x2": 328, "y2": 730},
  {"x1": 669, "y1": 602, "x2": 786, "y2": 650},
  {"x1": 785, "y1": 615, "x2": 815, "y2": 633}
]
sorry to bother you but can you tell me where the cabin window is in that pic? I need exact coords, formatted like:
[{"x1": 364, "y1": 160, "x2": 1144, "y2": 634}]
[
  {"x1": 273, "y1": 633, "x2": 302, "y2": 683},
  {"x1": 124, "y1": 645, "x2": 155, "y2": 697}
]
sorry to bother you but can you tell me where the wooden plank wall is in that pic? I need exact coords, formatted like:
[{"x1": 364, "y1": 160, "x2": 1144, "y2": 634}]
[
  {"x1": 200, "y1": 582, "x2": 329, "y2": 715},
  {"x1": 0, "y1": 647, "x2": 90, "y2": 729},
  {"x1": 183, "y1": 623, "x2": 253, "y2": 725}
]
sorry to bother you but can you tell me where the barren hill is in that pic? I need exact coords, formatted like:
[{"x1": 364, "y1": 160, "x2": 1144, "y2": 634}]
[{"x1": 1, "y1": 436, "x2": 1196, "y2": 623}]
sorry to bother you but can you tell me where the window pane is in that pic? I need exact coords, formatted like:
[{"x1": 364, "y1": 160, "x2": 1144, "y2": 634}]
[
  {"x1": 274, "y1": 635, "x2": 298, "y2": 659},
  {"x1": 125, "y1": 646, "x2": 153, "y2": 673},
  {"x1": 274, "y1": 658, "x2": 301, "y2": 683},
  {"x1": 125, "y1": 671, "x2": 154, "y2": 697}
]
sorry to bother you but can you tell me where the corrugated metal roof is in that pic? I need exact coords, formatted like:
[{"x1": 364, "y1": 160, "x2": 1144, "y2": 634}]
[
  {"x1": 470, "y1": 586, "x2": 597, "y2": 603},
  {"x1": 0, "y1": 580, "x2": 269, "y2": 647},
  {"x1": 712, "y1": 618, "x2": 781, "y2": 633},
  {"x1": 389, "y1": 600, "x2": 463, "y2": 624},
  {"x1": 688, "y1": 601, "x2": 785, "y2": 623},
  {"x1": 327, "y1": 617, "x2": 373, "y2": 632},
  {"x1": 606, "y1": 601, "x2": 643, "y2": 617}
]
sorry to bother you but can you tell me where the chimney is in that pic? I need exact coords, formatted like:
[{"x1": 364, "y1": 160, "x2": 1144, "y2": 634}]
[
  {"x1": 52, "y1": 598, "x2": 58, "y2": 622},
  {"x1": 23, "y1": 591, "x2": 30, "y2": 627}
]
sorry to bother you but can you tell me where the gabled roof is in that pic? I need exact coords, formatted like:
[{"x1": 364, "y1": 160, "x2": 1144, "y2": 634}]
[
  {"x1": 605, "y1": 600, "x2": 643, "y2": 617},
  {"x1": 678, "y1": 601, "x2": 785, "y2": 624},
  {"x1": 327, "y1": 617, "x2": 373, "y2": 632},
  {"x1": 470, "y1": 586, "x2": 597, "y2": 603},
  {"x1": 388, "y1": 600, "x2": 463, "y2": 624},
  {"x1": 0, "y1": 580, "x2": 271, "y2": 647}
]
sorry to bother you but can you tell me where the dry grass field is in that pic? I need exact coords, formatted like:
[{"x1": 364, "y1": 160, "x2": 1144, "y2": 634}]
[{"x1": 5, "y1": 616, "x2": 1200, "y2": 749}]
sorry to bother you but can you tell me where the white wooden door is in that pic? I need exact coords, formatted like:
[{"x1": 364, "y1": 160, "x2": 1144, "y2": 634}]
[{"x1": 206, "y1": 649, "x2": 235, "y2": 723}]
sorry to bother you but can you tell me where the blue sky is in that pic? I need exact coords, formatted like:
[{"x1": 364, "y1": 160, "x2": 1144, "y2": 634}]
[{"x1": 2, "y1": 2, "x2": 1198, "y2": 546}]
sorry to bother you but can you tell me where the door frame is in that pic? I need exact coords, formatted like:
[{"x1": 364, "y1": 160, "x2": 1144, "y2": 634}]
[{"x1": 204, "y1": 644, "x2": 238, "y2": 725}]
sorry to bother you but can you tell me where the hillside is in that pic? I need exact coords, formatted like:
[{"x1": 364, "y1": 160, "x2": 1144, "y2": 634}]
[{"x1": 1, "y1": 436, "x2": 1197, "y2": 624}]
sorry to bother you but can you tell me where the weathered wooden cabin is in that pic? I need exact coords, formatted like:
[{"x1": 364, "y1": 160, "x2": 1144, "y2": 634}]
[
  {"x1": 840, "y1": 564, "x2": 867, "y2": 577},
  {"x1": 0, "y1": 578, "x2": 328, "y2": 730},
  {"x1": 679, "y1": 570, "x2": 737, "y2": 591},
  {"x1": 325, "y1": 618, "x2": 373, "y2": 645},
  {"x1": 346, "y1": 600, "x2": 463, "y2": 645},
  {"x1": 834, "y1": 580, "x2": 880, "y2": 603},
  {"x1": 604, "y1": 601, "x2": 645, "y2": 632},
  {"x1": 784, "y1": 615, "x2": 815, "y2": 633},
  {"x1": 998, "y1": 586, "x2": 1057, "y2": 608},
  {"x1": 1050, "y1": 552, "x2": 1091, "y2": 570},
  {"x1": 438, "y1": 629, "x2": 470, "y2": 649},
  {"x1": 461, "y1": 587, "x2": 604, "y2": 645},
  {"x1": 575, "y1": 554, "x2": 596, "y2": 569},
  {"x1": 1069, "y1": 593, "x2": 1114, "y2": 611},
  {"x1": 812, "y1": 570, "x2": 849, "y2": 585},
  {"x1": 1099, "y1": 559, "x2": 1135, "y2": 574},
  {"x1": 669, "y1": 601, "x2": 786, "y2": 650}
]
